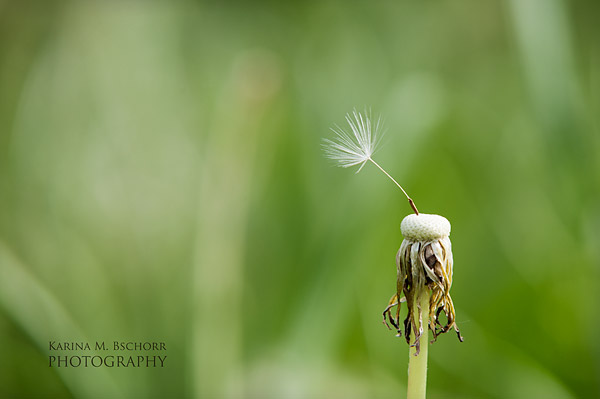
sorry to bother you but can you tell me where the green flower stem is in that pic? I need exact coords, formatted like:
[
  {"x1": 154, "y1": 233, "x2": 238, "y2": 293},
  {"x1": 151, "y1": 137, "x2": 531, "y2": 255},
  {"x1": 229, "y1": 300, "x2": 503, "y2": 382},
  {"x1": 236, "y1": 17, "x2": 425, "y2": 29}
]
[{"x1": 407, "y1": 290, "x2": 430, "y2": 399}]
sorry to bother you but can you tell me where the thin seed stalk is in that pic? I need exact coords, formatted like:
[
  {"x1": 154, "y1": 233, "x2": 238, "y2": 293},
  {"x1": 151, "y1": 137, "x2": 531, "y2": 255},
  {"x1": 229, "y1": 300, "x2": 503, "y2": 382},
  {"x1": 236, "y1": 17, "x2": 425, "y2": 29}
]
[
  {"x1": 368, "y1": 159, "x2": 419, "y2": 215},
  {"x1": 407, "y1": 290, "x2": 430, "y2": 399}
]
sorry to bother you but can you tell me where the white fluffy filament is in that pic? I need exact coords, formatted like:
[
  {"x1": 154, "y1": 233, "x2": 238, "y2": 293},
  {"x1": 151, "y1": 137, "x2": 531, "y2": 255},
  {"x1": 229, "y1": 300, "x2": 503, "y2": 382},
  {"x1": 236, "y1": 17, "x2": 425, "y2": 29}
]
[{"x1": 322, "y1": 109, "x2": 382, "y2": 172}]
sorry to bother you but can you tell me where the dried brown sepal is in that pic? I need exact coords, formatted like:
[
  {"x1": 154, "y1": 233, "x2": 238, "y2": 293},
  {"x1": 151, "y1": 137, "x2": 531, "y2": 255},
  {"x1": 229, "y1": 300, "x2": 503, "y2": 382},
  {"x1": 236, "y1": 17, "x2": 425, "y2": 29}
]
[{"x1": 382, "y1": 236, "x2": 462, "y2": 354}]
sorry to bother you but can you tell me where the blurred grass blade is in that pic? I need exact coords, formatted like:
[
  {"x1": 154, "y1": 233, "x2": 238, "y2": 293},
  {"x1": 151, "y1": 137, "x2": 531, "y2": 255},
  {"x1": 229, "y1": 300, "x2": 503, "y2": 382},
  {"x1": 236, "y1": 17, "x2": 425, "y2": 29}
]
[{"x1": 0, "y1": 242, "x2": 121, "y2": 399}]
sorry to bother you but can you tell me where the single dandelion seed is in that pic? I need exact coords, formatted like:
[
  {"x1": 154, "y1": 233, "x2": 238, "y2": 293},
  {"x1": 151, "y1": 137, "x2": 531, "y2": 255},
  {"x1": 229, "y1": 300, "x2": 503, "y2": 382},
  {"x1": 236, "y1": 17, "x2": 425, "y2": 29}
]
[
  {"x1": 322, "y1": 109, "x2": 419, "y2": 214},
  {"x1": 323, "y1": 110, "x2": 462, "y2": 399}
]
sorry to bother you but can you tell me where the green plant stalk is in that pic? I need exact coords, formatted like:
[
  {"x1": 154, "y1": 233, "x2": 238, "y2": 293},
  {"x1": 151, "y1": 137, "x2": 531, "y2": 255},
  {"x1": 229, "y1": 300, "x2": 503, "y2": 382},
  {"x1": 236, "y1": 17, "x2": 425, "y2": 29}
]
[{"x1": 407, "y1": 290, "x2": 430, "y2": 399}]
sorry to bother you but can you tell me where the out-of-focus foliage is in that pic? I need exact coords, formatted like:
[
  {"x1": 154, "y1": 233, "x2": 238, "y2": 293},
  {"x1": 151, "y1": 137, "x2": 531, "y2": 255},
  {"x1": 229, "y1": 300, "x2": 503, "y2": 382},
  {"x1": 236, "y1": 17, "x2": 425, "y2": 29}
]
[{"x1": 0, "y1": 1, "x2": 598, "y2": 398}]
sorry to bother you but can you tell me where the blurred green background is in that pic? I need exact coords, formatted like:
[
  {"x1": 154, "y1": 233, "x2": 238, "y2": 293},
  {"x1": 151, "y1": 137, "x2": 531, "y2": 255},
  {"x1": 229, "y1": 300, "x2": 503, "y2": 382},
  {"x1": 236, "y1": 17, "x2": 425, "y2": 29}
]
[{"x1": 0, "y1": 1, "x2": 599, "y2": 398}]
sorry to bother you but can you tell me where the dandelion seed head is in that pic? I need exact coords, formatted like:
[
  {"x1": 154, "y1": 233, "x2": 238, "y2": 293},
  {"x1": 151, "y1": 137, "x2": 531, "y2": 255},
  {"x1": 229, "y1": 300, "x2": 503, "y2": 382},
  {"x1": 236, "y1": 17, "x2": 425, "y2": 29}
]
[
  {"x1": 322, "y1": 110, "x2": 383, "y2": 171},
  {"x1": 401, "y1": 214, "x2": 451, "y2": 241},
  {"x1": 383, "y1": 213, "x2": 462, "y2": 353}
]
